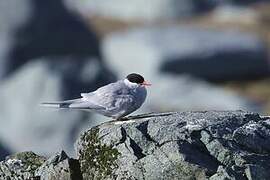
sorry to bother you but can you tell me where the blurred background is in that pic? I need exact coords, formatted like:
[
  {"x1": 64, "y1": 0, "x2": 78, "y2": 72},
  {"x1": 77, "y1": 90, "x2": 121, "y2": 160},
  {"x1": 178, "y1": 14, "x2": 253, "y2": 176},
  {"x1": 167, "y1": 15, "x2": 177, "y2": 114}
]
[{"x1": 0, "y1": 0, "x2": 270, "y2": 159}]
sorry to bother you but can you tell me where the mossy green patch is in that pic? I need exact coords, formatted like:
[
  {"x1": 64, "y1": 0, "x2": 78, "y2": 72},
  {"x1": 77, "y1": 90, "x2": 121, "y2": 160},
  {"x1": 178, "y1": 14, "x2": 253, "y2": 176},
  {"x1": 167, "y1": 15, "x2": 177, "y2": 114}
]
[
  {"x1": 79, "y1": 127, "x2": 121, "y2": 180},
  {"x1": 8, "y1": 151, "x2": 46, "y2": 176}
]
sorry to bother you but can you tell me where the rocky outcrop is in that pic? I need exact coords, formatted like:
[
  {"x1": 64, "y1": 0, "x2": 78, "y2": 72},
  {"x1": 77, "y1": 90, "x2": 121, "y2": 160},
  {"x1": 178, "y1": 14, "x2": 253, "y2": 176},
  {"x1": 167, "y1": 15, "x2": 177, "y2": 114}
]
[
  {"x1": 76, "y1": 111, "x2": 270, "y2": 179},
  {"x1": 1, "y1": 111, "x2": 270, "y2": 180}
]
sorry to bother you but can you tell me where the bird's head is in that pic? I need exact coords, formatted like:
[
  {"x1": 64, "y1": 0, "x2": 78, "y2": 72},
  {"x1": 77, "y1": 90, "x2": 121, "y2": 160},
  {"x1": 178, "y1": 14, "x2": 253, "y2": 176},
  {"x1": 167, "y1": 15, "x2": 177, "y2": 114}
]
[{"x1": 124, "y1": 73, "x2": 151, "y2": 88}]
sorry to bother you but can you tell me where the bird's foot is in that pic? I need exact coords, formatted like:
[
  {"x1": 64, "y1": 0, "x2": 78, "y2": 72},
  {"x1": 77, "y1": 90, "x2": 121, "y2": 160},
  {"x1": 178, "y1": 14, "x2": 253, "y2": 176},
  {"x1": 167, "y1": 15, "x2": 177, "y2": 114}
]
[
  {"x1": 123, "y1": 112, "x2": 175, "y2": 120},
  {"x1": 112, "y1": 112, "x2": 176, "y2": 122}
]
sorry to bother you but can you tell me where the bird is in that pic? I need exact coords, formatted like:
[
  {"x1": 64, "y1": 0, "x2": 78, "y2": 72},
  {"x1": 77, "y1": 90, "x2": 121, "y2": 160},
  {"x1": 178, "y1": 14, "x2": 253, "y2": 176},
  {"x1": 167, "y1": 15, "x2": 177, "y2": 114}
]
[{"x1": 41, "y1": 73, "x2": 151, "y2": 120}]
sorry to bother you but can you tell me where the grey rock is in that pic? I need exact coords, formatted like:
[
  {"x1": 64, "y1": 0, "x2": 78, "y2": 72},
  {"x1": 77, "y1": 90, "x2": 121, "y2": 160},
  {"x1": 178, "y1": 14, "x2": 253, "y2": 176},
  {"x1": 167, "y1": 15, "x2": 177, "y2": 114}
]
[
  {"x1": 65, "y1": 0, "x2": 212, "y2": 21},
  {"x1": 0, "y1": 0, "x2": 31, "y2": 34},
  {"x1": 76, "y1": 111, "x2": 270, "y2": 179},
  {"x1": 65, "y1": 0, "x2": 268, "y2": 22},
  {"x1": 103, "y1": 26, "x2": 269, "y2": 82},
  {"x1": 35, "y1": 151, "x2": 82, "y2": 180},
  {"x1": 0, "y1": 151, "x2": 45, "y2": 180},
  {"x1": 209, "y1": 166, "x2": 235, "y2": 180},
  {"x1": 0, "y1": 151, "x2": 82, "y2": 180},
  {"x1": 233, "y1": 119, "x2": 270, "y2": 154},
  {"x1": 0, "y1": 0, "x2": 31, "y2": 78}
]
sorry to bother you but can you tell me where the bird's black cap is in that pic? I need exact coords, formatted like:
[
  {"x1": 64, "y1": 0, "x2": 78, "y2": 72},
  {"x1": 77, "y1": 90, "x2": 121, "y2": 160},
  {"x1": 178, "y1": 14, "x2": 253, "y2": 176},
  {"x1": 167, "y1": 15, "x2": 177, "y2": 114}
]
[{"x1": 126, "y1": 73, "x2": 144, "y2": 84}]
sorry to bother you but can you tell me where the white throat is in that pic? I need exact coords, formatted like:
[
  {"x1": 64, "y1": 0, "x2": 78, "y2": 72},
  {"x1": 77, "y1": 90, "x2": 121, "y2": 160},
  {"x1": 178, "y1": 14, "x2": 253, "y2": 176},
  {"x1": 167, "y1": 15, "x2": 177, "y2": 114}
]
[{"x1": 124, "y1": 79, "x2": 139, "y2": 89}]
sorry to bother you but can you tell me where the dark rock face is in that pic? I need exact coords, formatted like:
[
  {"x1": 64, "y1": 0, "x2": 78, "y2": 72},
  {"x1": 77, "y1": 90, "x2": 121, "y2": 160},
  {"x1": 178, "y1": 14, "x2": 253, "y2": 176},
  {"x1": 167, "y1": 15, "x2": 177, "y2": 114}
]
[
  {"x1": 161, "y1": 48, "x2": 269, "y2": 82},
  {"x1": 0, "y1": 143, "x2": 11, "y2": 161},
  {"x1": 158, "y1": 31, "x2": 269, "y2": 82},
  {"x1": 224, "y1": 0, "x2": 269, "y2": 5},
  {"x1": 1, "y1": 111, "x2": 270, "y2": 179},
  {"x1": 76, "y1": 111, "x2": 270, "y2": 179},
  {"x1": 4, "y1": 0, "x2": 102, "y2": 78}
]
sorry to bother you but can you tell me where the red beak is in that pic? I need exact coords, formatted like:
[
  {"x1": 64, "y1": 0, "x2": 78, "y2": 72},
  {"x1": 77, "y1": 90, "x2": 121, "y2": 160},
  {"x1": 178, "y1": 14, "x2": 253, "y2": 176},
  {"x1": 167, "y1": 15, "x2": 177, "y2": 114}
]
[{"x1": 141, "y1": 81, "x2": 152, "y2": 86}]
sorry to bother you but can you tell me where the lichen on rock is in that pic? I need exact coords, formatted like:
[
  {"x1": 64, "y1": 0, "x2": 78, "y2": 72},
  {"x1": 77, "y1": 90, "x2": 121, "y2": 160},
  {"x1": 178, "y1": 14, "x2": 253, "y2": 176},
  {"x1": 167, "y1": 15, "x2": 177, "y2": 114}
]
[
  {"x1": 0, "y1": 151, "x2": 45, "y2": 180},
  {"x1": 77, "y1": 127, "x2": 121, "y2": 179}
]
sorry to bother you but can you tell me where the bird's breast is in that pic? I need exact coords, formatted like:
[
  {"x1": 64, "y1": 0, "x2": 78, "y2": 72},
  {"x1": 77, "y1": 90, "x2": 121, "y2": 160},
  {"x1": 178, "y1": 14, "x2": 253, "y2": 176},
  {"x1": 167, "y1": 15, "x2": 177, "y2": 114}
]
[{"x1": 134, "y1": 87, "x2": 147, "y2": 104}]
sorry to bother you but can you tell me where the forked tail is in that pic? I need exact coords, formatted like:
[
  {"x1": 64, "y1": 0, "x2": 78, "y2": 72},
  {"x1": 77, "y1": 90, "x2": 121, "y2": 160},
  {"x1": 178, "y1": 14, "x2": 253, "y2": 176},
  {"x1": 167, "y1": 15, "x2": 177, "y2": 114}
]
[{"x1": 40, "y1": 98, "x2": 105, "y2": 110}]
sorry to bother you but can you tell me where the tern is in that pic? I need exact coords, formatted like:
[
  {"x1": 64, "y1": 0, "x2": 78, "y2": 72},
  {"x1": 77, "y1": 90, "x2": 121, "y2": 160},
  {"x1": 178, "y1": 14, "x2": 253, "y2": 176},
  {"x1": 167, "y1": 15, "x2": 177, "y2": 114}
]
[{"x1": 41, "y1": 73, "x2": 151, "y2": 120}]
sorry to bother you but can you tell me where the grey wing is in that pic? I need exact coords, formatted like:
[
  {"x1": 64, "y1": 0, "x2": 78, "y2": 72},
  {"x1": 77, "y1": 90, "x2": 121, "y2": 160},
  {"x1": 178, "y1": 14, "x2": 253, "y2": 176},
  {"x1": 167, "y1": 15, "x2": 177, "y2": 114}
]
[
  {"x1": 94, "y1": 81, "x2": 128, "y2": 95},
  {"x1": 68, "y1": 101, "x2": 106, "y2": 110},
  {"x1": 83, "y1": 81, "x2": 135, "y2": 111}
]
